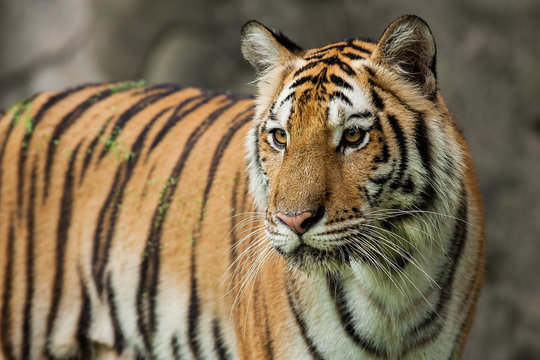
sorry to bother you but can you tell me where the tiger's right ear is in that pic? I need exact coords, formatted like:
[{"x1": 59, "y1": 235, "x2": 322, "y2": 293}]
[
  {"x1": 241, "y1": 21, "x2": 303, "y2": 75},
  {"x1": 371, "y1": 15, "x2": 437, "y2": 94}
]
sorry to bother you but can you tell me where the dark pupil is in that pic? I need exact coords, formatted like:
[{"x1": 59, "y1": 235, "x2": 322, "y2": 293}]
[{"x1": 348, "y1": 129, "x2": 356, "y2": 136}]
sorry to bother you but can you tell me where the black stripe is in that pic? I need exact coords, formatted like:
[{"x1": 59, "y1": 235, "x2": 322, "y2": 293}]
[
  {"x1": 326, "y1": 275, "x2": 385, "y2": 357},
  {"x1": 77, "y1": 280, "x2": 92, "y2": 354},
  {"x1": 79, "y1": 116, "x2": 115, "y2": 182},
  {"x1": 414, "y1": 114, "x2": 433, "y2": 173},
  {"x1": 171, "y1": 335, "x2": 183, "y2": 360},
  {"x1": 290, "y1": 76, "x2": 313, "y2": 89},
  {"x1": 293, "y1": 61, "x2": 320, "y2": 77},
  {"x1": 312, "y1": 67, "x2": 329, "y2": 91},
  {"x1": 0, "y1": 96, "x2": 36, "y2": 209},
  {"x1": 91, "y1": 169, "x2": 123, "y2": 294},
  {"x1": 294, "y1": 56, "x2": 356, "y2": 77},
  {"x1": 370, "y1": 88, "x2": 385, "y2": 112},
  {"x1": 278, "y1": 92, "x2": 295, "y2": 109},
  {"x1": 348, "y1": 41, "x2": 373, "y2": 54},
  {"x1": 77, "y1": 283, "x2": 92, "y2": 356},
  {"x1": 136, "y1": 98, "x2": 240, "y2": 357},
  {"x1": 364, "y1": 66, "x2": 376, "y2": 77},
  {"x1": 187, "y1": 250, "x2": 201, "y2": 359},
  {"x1": 22, "y1": 161, "x2": 38, "y2": 360},
  {"x1": 374, "y1": 141, "x2": 390, "y2": 164},
  {"x1": 253, "y1": 121, "x2": 268, "y2": 190},
  {"x1": 45, "y1": 142, "x2": 82, "y2": 348},
  {"x1": 412, "y1": 114, "x2": 435, "y2": 209},
  {"x1": 98, "y1": 86, "x2": 179, "y2": 161},
  {"x1": 106, "y1": 274, "x2": 125, "y2": 353},
  {"x1": 141, "y1": 83, "x2": 183, "y2": 94},
  {"x1": 146, "y1": 93, "x2": 212, "y2": 154},
  {"x1": 130, "y1": 107, "x2": 173, "y2": 164},
  {"x1": 368, "y1": 77, "x2": 419, "y2": 115},
  {"x1": 140, "y1": 163, "x2": 156, "y2": 199},
  {"x1": 1, "y1": 219, "x2": 16, "y2": 360},
  {"x1": 304, "y1": 53, "x2": 325, "y2": 61},
  {"x1": 308, "y1": 43, "x2": 348, "y2": 56},
  {"x1": 370, "y1": 158, "x2": 395, "y2": 185},
  {"x1": 212, "y1": 318, "x2": 229, "y2": 360},
  {"x1": 369, "y1": 170, "x2": 393, "y2": 185},
  {"x1": 329, "y1": 91, "x2": 352, "y2": 106},
  {"x1": 17, "y1": 85, "x2": 95, "y2": 217},
  {"x1": 386, "y1": 114, "x2": 408, "y2": 190},
  {"x1": 341, "y1": 52, "x2": 365, "y2": 60},
  {"x1": 329, "y1": 74, "x2": 352, "y2": 90},
  {"x1": 359, "y1": 185, "x2": 374, "y2": 207},
  {"x1": 308, "y1": 41, "x2": 371, "y2": 58},
  {"x1": 401, "y1": 190, "x2": 468, "y2": 353},
  {"x1": 401, "y1": 176, "x2": 416, "y2": 194},
  {"x1": 285, "y1": 287, "x2": 325, "y2": 360},
  {"x1": 43, "y1": 88, "x2": 128, "y2": 200},
  {"x1": 321, "y1": 56, "x2": 356, "y2": 76},
  {"x1": 91, "y1": 106, "x2": 172, "y2": 295}
]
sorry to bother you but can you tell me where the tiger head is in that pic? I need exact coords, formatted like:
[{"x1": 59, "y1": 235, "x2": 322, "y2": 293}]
[{"x1": 241, "y1": 16, "x2": 462, "y2": 274}]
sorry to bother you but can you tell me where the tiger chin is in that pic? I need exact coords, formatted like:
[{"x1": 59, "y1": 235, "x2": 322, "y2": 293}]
[{"x1": 0, "y1": 15, "x2": 484, "y2": 360}]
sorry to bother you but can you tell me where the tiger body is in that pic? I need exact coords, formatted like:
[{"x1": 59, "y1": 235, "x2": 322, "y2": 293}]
[{"x1": 0, "y1": 16, "x2": 484, "y2": 360}]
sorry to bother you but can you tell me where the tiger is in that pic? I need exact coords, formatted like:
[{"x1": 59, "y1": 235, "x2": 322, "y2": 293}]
[{"x1": 0, "y1": 15, "x2": 484, "y2": 359}]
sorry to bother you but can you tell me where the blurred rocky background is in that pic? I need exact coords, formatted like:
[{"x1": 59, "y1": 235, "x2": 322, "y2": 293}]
[{"x1": 1, "y1": 0, "x2": 539, "y2": 358}]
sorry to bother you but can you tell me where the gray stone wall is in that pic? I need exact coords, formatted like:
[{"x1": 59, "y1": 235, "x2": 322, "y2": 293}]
[{"x1": 1, "y1": 0, "x2": 539, "y2": 358}]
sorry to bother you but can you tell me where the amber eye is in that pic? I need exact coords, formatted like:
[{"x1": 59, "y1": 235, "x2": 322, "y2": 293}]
[
  {"x1": 272, "y1": 129, "x2": 287, "y2": 147},
  {"x1": 343, "y1": 127, "x2": 365, "y2": 146}
]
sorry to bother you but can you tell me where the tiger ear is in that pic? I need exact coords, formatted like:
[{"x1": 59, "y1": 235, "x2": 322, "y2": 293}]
[
  {"x1": 371, "y1": 15, "x2": 437, "y2": 94},
  {"x1": 241, "y1": 21, "x2": 303, "y2": 75}
]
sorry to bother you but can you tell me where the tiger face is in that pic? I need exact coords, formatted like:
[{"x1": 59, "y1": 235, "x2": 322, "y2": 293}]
[{"x1": 242, "y1": 17, "x2": 455, "y2": 274}]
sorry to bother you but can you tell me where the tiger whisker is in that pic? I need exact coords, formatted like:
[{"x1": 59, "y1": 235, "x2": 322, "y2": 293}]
[
  {"x1": 351, "y1": 233, "x2": 443, "y2": 322},
  {"x1": 359, "y1": 226, "x2": 439, "y2": 289},
  {"x1": 220, "y1": 231, "x2": 268, "y2": 292}
]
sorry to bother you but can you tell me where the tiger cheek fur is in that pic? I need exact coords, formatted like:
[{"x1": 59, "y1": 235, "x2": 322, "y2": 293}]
[{"x1": 0, "y1": 15, "x2": 484, "y2": 360}]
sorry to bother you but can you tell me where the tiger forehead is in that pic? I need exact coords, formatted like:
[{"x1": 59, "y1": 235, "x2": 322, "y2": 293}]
[
  {"x1": 267, "y1": 39, "x2": 376, "y2": 128},
  {"x1": 269, "y1": 70, "x2": 371, "y2": 130},
  {"x1": 302, "y1": 38, "x2": 376, "y2": 62}
]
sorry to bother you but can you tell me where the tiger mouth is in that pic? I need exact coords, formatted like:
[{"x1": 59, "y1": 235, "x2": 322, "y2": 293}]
[
  {"x1": 271, "y1": 230, "x2": 413, "y2": 274},
  {"x1": 275, "y1": 241, "x2": 368, "y2": 273}
]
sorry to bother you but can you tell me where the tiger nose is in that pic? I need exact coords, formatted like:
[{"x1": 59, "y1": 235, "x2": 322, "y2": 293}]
[{"x1": 276, "y1": 207, "x2": 324, "y2": 234}]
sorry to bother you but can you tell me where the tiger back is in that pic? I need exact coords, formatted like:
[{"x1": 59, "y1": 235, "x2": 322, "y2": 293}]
[{"x1": 0, "y1": 15, "x2": 484, "y2": 359}]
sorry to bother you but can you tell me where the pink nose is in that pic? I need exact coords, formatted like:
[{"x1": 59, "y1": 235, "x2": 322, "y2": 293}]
[{"x1": 276, "y1": 211, "x2": 317, "y2": 234}]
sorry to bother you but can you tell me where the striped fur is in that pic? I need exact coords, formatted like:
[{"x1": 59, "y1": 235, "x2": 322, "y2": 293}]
[{"x1": 0, "y1": 15, "x2": 484, "y2": 359}]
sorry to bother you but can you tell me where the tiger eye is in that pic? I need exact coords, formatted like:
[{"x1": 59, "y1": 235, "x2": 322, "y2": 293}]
[
  {"x1": 344, "y1": 128, "x2": 363, "y2": 144},
  {"x1": 273, "y1": 129, "x2": 287, "y2": 146}
]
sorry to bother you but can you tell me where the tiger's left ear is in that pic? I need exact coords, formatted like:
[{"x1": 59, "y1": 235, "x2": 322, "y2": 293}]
[
  {"x1": 241, "y1": 21, "x2": 303, "y2": 75},
  {"x1": 371, "y1": 15, "x2": 437, "y2": 94}
]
